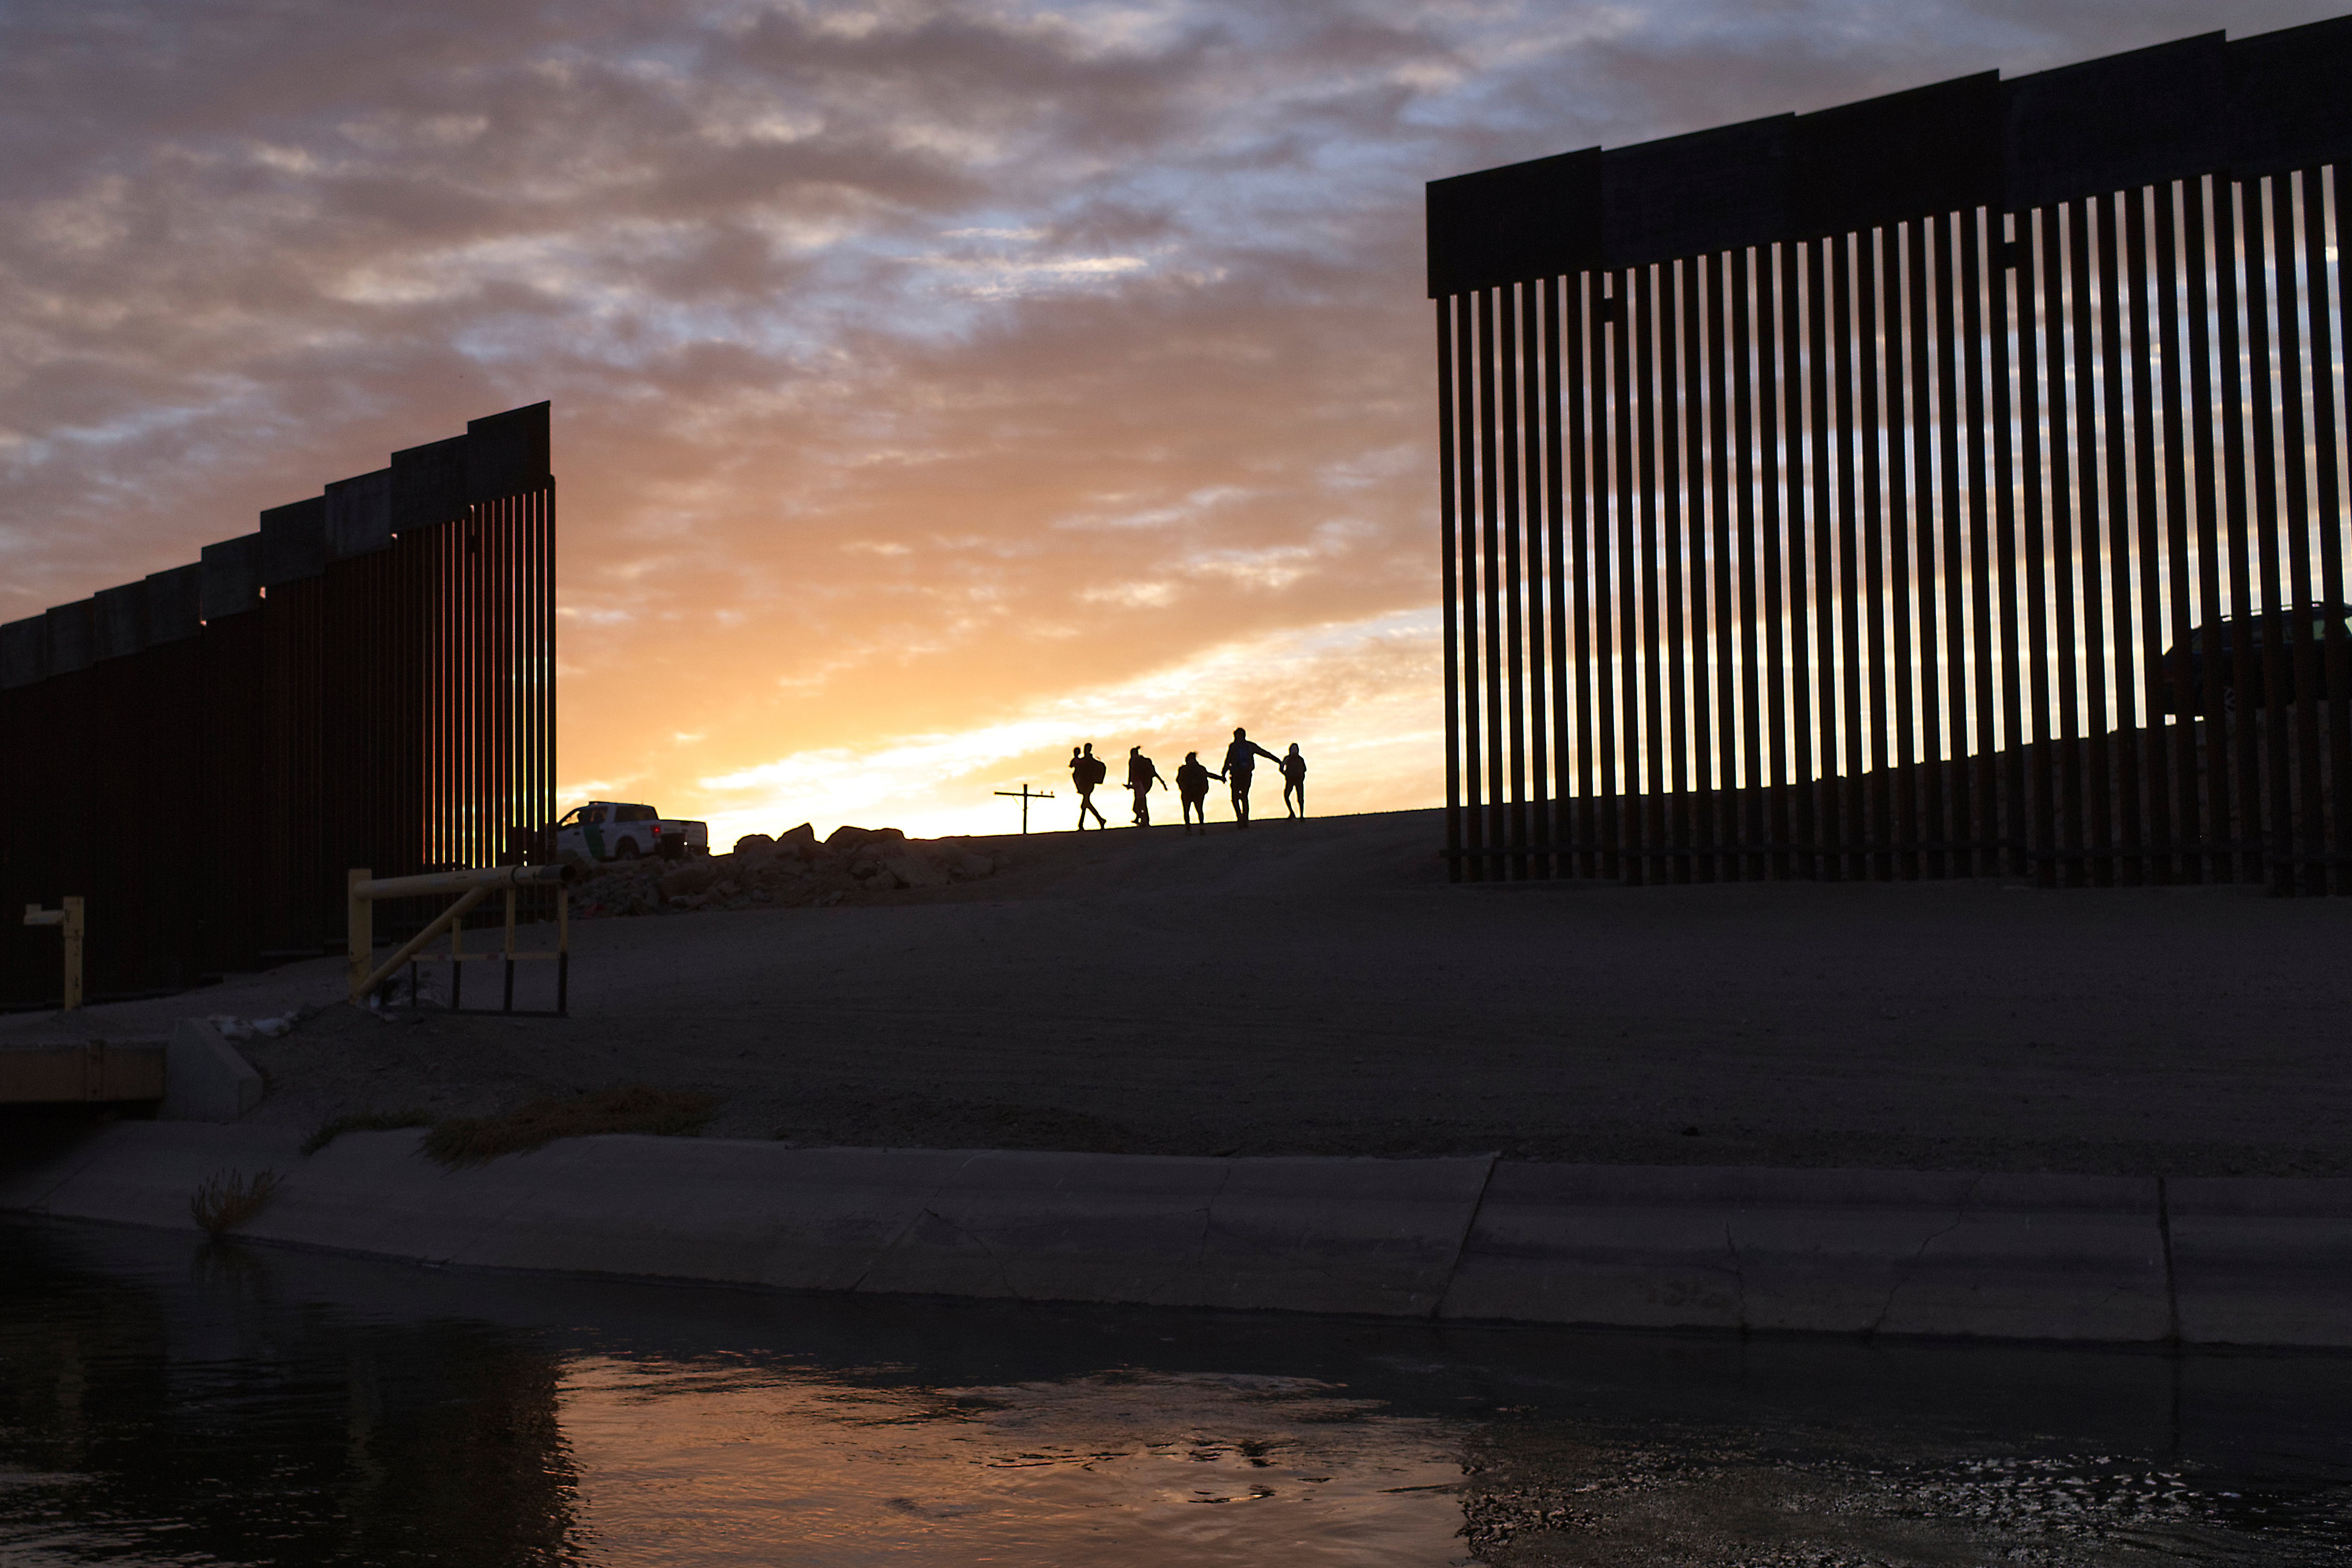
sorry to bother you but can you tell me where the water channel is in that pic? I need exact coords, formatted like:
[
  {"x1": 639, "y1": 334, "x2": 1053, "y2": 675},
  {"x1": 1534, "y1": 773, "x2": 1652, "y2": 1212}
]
[{"x1": 2, "y1": 1216, "x2": 2346, "y2": 1565}]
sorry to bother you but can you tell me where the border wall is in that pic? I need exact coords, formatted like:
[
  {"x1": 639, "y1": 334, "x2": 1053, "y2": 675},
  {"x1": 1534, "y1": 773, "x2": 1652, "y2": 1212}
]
[
  {"x1": 0, "y1": 404, "x2": 555, "y2": 1006},
  {"x1": 1431, "y1": 22, "x2": 2352, "y2": 892}
]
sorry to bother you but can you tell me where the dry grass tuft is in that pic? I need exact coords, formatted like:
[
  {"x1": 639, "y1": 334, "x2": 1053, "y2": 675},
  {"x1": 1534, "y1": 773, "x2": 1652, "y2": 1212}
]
[
  {"x1": 191, "y1": 1168, "x2": 281, "y2": 1236},
  {"x1": 301, "y1": 1108, "x2": 431, "y2": 1156},
  {"x1": 422, "y1": 1085, "x2": 717, "y2": 1167}
]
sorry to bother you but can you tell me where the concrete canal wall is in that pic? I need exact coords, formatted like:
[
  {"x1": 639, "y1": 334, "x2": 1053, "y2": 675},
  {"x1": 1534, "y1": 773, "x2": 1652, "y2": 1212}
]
[{"x1": 4, "y1": 1121, "x2": 2345, "y2": 1348}]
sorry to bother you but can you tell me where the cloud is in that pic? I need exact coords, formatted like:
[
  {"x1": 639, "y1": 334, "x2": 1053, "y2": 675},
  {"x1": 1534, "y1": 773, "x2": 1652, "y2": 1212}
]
[
  {"x1": 4, "y1": 0, "x2": 2343, "y2": 838},
  {"x1": 685, "y1": 603, "x2": 1440, "y2": 841}
]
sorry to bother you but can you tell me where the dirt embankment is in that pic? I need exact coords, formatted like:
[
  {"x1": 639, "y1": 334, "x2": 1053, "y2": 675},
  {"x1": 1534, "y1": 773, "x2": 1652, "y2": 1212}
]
[{"x1": 8, "y1": 809, "x2": 2351, "y2": 1179}]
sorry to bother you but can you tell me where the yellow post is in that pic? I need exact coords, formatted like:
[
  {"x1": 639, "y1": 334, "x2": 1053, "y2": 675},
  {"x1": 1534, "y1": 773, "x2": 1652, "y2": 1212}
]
[
  {"x1": 342, "y1": 863, "x2": 575, "y2": 1007},
  {"x1": 23, "y1": 901, "x2": 81, "y2": 1011},
  {"x1": 349, "y1": 885, "x2": 493, "y2": 1004},
  {"x1": 62, "y1": 897, "x2": 81, "y2": 1011},
  {"x1": 347, "y1": 869, "x2": 373, "y2": 997}
]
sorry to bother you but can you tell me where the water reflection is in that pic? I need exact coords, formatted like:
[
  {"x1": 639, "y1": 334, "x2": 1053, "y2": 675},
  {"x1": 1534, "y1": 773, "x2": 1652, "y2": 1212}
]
[
  {"x1": 1, "y1": 1217, "x2": 2348, "y2": 1566},
  {"x1": 563, "y1": 1360, "x2": 1461, "y2": 1564},
  {"x1": 1, "y1": 1233, "x2": 583, "y2": 1566}
]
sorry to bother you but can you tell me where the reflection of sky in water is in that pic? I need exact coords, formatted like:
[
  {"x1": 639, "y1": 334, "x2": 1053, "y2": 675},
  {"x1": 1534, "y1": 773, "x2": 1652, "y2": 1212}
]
[
  {"x1": 562, "y1": 1361, "x2": 1461, "y2": 1565},
  {"x1": 2, "y1": 1219, "x2": 2350, "y2": 1566}
]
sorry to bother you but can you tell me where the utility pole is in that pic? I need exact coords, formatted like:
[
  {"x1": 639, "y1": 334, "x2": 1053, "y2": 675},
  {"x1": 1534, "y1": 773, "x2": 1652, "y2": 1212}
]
[{"x1": 992, "y1": 785, "x2": 1054, "y2": 835}]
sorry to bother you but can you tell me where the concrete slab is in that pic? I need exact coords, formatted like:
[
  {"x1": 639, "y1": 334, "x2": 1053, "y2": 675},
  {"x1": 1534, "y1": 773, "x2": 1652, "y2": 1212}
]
[
  {"x1": 1200, "y1": 1154, "x2": 1494, "y2": 1315},
  {"x1": 1440, "y1": 1165, "x2": 2169, "y2": 1342},
  {"x1": 0, "y1": 1121, "x2": 118, "y2": 1213},
  {"x1": 854, "y1": 1152, "x2": 1494, "y2": 1315},
  {"x1": 0, "y1": 1125, "x2": 2334, "y2": 1347},
  {"x1": 1442, "y1": 1165, "x2": 1944, "y2": 1331},
  {"x1": 855, "y1": 1151, "x2": 1251, "y2": 1308},
  {"x1": 1873, "y1": 1173, "x2": 2168, "y2": 1342},
  {"x1": 247, "y1": 1129, "x2": 555, "y2": 1266},
  {"x1": 441, "y1": 1138, "x2": 976, "y2": 1291},
  {"x1": 23, "y1": 1122, "x2": 300, "y2": 1233},
  {"x1": 160, "y1": 1020, "x2": 264, "y2": 1123},
  {"x1": 2169, "y1": 1177, "x2": 2352, "y2": 1347}
]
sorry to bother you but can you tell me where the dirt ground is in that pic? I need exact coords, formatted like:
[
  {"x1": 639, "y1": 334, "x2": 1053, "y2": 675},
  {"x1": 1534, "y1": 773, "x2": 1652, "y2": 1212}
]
[{"x1": 6, "y1": 807, "x2": 2348, "y2": 1176}]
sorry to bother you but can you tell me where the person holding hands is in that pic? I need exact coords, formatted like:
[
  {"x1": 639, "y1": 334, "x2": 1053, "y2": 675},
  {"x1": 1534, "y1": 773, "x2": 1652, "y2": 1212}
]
[
  {"x1": 1221, "y1": 727, "x2": 1283, "y2": 827},
  {"x1": 1126, "y1": 745, "x2": 1166, "y2": 827},
  {"x1": 1175, "y1": 751, "x2": 1222, "y2": 835}
]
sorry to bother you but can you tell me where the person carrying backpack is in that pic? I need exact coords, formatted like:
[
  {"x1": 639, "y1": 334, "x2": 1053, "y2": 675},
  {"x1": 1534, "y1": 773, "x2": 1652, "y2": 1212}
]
[
  {"x1": 1071, "y1": 743, "x2": 1108, "y2": 830},
  {"x1": 1126, "y1": 745, "x2": 1166, "y2": 827}
]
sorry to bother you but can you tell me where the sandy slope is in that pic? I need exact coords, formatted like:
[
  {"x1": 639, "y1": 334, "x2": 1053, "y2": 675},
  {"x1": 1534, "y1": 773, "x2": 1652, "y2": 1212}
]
[{"x1": 6, "y1": 807, "x2": 2348, "y2": 1175}]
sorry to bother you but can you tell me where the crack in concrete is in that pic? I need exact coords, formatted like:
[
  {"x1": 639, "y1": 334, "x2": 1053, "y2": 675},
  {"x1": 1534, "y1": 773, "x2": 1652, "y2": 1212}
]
[
  {"x1": 1191, "y1": 1161, "x2": 1497, "y2": 1307},
  {"x1": 1431, "y1": 1155, "x2": 1499, "y2": 1321},
  {"x1": 846, "y1": 1153, "x2": 973, "y2": 1293},
  {"x1": 1867, "y1": 1173, "x2": 1986, "y2": 1339},
  {"x1": 909, "y1": 1206, "x2": 1025, "y2": 1300}
]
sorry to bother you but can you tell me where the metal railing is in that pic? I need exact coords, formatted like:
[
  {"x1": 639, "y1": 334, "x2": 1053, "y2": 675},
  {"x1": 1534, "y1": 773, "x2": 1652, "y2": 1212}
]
[{"x1": 347, "y1": 864, "x2": 574, "y2": 1016}]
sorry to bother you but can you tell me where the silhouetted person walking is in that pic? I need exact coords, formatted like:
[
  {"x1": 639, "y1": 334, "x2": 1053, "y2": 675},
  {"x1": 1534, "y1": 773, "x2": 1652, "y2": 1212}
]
[
  {"x1": 1175, "y1": 751, "x2": 1222, "y2": 835},
  {"x1": 1126, "y1": 745, "x2": 1165, "y2": 827},
  {"x1": 1280, "y1": 743, "x2": 1307, "y2": 818},
  {"x1": 1222, "y1": 728, "x2": 1282, "y2": 827},
  {"x1": 1071, "y1": 744, "x2": 1108, "y2": 830}
]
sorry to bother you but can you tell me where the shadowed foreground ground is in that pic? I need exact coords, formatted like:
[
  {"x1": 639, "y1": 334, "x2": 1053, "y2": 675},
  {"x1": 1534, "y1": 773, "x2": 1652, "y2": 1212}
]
[{"x1": 6, "y1": 808, "x2": 2347, "y2": 1175}]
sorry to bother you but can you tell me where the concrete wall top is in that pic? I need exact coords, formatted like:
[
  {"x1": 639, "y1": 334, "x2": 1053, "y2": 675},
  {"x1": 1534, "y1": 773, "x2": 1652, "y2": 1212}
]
[
  {"x1": 392, "y1": 401, "x2": 551, "y2": 531},
  {"x1": 43, "y1": 600, "x2": 92, "y2": 676},
  {"x1": 143, "y1": 564, "x2": 202, "y2": 646},
  {"x1": 258, "y1": 496, "x2": 326, "y2": 588},
  {"x1": 1601, "y1": 115, "x2": 1790, "y2": 273},
  {"x1": 1428, "y1": 16, "x2": 2352, "y2": 294},
  {"x1": 93, "y1": 582, "x2": 145, "y2": 662},
  {"x1": 43, "y1": 566, "x2": 206, "y2": 669},
  {"x1": 2002, "y1": 33, "x2": 2228, "y2": 213},
  {"x1": 465, "y1": 402, "x2": 553, "y2": 505},
  {"x1": 389, "y1": 434, "x2": 467, "y2": 531},
  {"x1": 325, "y1": 468, "x2": 392, "y2": 561},
  {"x1": 3, "y1": 403, "x2": 550, "y2": 694},
  {"x1": 199, "y1": 534, "x2": 261, "y2": 621},
  {"x1": 0, "y1": 616, "x2": 47, "y2": 690}
]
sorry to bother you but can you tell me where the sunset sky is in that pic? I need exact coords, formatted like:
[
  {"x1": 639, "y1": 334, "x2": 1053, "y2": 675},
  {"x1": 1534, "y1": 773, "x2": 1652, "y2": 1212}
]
[{"x1": 5, "y1": 0, "x2": 2344, "y2": 844}]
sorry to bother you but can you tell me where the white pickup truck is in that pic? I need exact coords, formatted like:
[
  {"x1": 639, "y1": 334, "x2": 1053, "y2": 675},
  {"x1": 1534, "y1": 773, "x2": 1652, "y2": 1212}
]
[{"x1": 551, "y1": 801, "x2": 710, "y2": 862}]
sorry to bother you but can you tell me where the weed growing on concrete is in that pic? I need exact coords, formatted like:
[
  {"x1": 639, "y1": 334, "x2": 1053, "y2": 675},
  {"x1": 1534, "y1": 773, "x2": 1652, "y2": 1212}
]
[
  {"x1": 422, "y1": 1085, "x2": 717, "y2": 1167},
  {"x1": 190, "y1": 1168, "x2": 281, "y2": 1236},
  {"x1": 300, "y1": 1109, "x2": 432, "y2": 1156}
]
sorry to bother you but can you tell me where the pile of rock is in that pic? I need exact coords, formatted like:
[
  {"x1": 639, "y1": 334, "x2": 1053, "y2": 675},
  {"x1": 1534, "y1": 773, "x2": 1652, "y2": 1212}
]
[{"x1": 569, "y1": 823, "x2": 1003, "y2": 920}]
